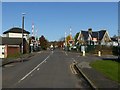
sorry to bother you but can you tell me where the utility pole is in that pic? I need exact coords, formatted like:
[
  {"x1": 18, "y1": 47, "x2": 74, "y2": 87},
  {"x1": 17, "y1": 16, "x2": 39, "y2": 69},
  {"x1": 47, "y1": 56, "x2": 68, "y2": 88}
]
[
  {"x1": 118, "y1": 28, "x2": 120, "y2": 60},
  {"x1": 22, "y1": 13, "x2": 25, "y2": 54},
  {"x1": 118, "y1": 2, "x2": 120, "y2": 60}
]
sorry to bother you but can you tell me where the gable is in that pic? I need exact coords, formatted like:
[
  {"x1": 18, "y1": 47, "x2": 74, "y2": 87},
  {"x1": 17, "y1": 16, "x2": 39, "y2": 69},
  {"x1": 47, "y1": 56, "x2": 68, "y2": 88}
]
[{"x1": 102, "y1": 31, "x2": 111, "y2": 42}]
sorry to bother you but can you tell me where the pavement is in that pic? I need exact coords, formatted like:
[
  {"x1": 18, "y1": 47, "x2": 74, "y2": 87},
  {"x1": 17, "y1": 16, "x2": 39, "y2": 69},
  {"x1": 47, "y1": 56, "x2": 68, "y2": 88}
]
[
  {"x1": 73, "y1": 54, "x2": 120, "y2": 89},
  {"x1": 1, "y1": 52, "x2": 36, "y2": 66}
]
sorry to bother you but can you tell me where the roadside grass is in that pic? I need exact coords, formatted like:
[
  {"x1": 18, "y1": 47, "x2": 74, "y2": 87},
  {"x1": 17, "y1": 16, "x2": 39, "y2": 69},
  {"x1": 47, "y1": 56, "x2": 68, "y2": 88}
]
[
  {"x1": 90, "y1": 60, "x2": 120, "y2": 83},
  {"x1": 7, "y1": 53, "x2": 22, "y2": 59},
  {"x1": 7, "y1": 52, "x2": 30, "y2": 59}
]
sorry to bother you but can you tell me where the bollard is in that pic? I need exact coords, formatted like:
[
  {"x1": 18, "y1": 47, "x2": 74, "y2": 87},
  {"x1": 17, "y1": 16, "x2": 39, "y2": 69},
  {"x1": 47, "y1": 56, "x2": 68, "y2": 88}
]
[
  {"x1": 98, "y1": 51, "x2": 101, "y2": 56},
  {"x1": 82, "y1": 51, "x2": 85, "y2": 56}
]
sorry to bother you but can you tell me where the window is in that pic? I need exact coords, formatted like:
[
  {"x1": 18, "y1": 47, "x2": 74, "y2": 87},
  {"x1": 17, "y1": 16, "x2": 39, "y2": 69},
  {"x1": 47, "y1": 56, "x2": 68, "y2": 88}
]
[{"x1": 2, "y1": 52, "x2": 4, "y2": 54}]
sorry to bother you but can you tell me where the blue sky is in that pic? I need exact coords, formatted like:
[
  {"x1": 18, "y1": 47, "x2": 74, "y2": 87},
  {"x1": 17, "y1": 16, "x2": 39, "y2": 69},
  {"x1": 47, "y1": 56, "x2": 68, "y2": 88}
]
[{"x1": 2, "y1": 2, "x2": 118, "y2": 41}]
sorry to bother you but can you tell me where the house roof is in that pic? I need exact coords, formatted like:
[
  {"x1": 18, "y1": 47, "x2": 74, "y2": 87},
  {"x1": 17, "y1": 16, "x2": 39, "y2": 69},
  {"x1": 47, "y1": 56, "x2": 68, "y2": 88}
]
[
  {"x1": 0, "y1": 37, "x2": 22, "y2": 45},
  {"x1": 81, "y1": 30, "x2": 106, "y2": 41},
  {"x1": 98, "y1": 30, "x2": 106, "y2": 40},
  {"x1": 111, "y1": 37, "x2": 118, "y2": 42},
  {"x1": 81, "y1": 31, "x2": 89, "y2": 40},
  {"x1": 3, "y1": 27, "x2": 30, "y2": 34}
]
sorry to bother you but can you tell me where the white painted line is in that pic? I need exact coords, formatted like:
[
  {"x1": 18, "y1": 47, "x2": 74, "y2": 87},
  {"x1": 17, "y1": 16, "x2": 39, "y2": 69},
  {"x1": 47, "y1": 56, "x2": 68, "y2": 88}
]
[
  {"x1": 18, "y1": 54, "x2": 50, "y2": 83},
  {"x1": 37, "y1": 68, "x2": 40, "y2": 71},
  {"x1": 72, "y1": 58, "x2": 77, "y2": 64},
  {"x1": 65, "y1": 52, "x2": 68, "y2": 56},
  {"x1": 52, "y1": 51, "x2": 54, "y2": 54},
  {"x1": 37, "y1": 51, "x2": 41, "y2": 53}
]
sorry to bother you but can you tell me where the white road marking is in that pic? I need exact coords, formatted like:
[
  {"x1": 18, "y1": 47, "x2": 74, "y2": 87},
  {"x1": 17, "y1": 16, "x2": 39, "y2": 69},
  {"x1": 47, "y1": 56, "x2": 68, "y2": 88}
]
[
  {"x1": 37, "y1": 68, "x2": 40, "y2": 71},
  {"x1": 44, "y1": 60, "x2": 47, "y2": 63},
  {"x1": 65, "y1": 52, "x2": 68, "y2": 56},
  {"x1": 37, "y1": 51, "x2": 41, "y2": 53},
  {"x1": 4, "y1": 64, "x2": 14, "y2": 67},
  {"x1": 71, "y1": 58, "x2": 78, "y2": 64},
  {"x1": 18, "y1": 54, "x2": 50, "y2": 83},
  {"x1": 52, "y1": 51, "x2": 54, "y2": 54}
]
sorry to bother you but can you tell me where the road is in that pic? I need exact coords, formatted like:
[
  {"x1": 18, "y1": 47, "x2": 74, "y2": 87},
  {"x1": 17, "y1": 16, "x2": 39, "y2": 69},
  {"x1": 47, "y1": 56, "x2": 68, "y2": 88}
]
[{"x1": 2, "y1": 49, "x2": 91, "y2": 89}]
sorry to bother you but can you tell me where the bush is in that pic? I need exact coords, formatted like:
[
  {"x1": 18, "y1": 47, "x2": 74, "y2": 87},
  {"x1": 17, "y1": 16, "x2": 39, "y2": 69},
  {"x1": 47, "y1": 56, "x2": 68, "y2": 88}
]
[
  {"x1": 86, "y1": 45, "x2": 113, "y2": 55},
  {"x1": 95, "y1": 45, "x2": 113, "y2": 55},
  {"x1": 86, "y1": 45, "x2": 95, "y2": 53},
  {"x1": 112, "y1": 46, "x2": 119, "y2": 56}
]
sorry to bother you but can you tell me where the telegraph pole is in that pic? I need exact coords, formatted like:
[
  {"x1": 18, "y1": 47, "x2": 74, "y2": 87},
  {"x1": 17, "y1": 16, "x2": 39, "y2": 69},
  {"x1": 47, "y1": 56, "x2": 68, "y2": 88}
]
[
  {"x1": 118, "y1": 28, "x2": 120, "y2": 60},
  {"x1": 118, "y1": 2, "x2": 120, "y2": 60},
  {"x1": 22, "y1": 13, "x2": 25, "y2": 54}
]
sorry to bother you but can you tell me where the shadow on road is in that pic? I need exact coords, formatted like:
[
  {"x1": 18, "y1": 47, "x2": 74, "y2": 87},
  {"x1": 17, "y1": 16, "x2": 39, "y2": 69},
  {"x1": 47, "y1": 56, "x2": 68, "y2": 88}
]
[{"x1": 102, "y1": 57, "x2": 120, "y2": 63}]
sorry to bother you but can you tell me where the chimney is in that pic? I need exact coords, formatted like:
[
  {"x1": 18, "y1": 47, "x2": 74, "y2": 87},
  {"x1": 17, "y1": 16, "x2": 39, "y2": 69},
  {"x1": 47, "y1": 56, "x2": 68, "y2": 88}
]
[{"x1": 88, "y1": 28, "x2": 92, "y2": 34}]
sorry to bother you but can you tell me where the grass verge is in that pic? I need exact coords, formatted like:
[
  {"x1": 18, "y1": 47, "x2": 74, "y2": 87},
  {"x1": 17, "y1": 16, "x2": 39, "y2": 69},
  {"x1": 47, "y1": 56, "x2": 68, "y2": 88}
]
[{"x1": 90, "y1": 60, "x2": 120, "y2": 83}]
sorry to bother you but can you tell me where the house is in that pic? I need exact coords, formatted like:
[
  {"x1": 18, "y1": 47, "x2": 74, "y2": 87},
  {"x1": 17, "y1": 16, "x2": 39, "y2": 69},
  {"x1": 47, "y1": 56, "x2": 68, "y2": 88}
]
[
  {"x1": 3, "y1": 27, "x2": 30, "y2": 41},
  {"x1": 111, "y1": 37, "x2": 118, "y2": 46},
  {"x1": 77, "y1": 28, "x2": 111, "y2": 46},
  {"x1": 0, "y1": 36, "x2": 22, "y2": 58},
  {"x1": 2, "y1": 27, "x2": 30, "y2": 55}
]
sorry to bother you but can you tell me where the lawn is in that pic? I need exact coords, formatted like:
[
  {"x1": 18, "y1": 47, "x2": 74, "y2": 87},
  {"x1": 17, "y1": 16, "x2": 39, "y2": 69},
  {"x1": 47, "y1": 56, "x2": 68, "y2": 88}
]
[{"x1": 90, "y1": 60, "x2": 120, "y2": 83}]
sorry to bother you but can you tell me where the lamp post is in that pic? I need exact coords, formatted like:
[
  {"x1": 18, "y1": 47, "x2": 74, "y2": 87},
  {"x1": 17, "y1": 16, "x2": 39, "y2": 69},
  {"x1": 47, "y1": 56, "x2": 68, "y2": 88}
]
[{"x1": 22, "y1": 13, "x2": 25, "y2": 54}]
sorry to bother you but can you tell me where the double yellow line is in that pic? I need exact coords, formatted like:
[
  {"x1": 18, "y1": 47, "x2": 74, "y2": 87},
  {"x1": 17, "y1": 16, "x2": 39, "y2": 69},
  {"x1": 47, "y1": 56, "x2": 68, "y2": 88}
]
[{"x1": 70, "y1": 63, "x2": 77, "y2": 75}]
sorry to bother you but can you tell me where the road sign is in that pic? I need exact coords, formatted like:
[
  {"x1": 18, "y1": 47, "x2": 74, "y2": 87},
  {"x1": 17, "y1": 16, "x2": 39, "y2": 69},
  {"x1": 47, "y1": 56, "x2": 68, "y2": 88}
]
[{"x1": 30, "y1": 43, "x2": 33, "y2": 46}]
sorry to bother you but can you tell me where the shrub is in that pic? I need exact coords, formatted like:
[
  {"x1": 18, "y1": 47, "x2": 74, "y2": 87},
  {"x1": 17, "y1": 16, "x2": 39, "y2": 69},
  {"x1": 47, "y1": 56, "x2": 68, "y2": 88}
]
[{"x1": 112, "y1": 46, "x2": 119, "y2": 56}]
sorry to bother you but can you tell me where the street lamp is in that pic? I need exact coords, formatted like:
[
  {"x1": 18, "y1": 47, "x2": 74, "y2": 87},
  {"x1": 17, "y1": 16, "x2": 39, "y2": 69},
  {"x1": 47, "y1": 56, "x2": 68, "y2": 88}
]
[{"x1": 22, "y1": 13, "x2": 26, "y2": 54}]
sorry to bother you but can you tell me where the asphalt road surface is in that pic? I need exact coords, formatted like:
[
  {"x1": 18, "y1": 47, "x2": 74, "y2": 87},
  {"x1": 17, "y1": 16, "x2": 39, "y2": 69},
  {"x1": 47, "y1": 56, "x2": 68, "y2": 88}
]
[{"x1": 2, "y1": 49, "x2": 91, "y2": 89}]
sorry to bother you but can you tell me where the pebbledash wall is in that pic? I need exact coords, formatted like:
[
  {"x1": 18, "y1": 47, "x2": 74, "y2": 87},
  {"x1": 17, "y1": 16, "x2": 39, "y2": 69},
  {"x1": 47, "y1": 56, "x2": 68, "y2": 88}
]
[
  {"x1": 0, "y1": 45, "x2": 5, "y2": 58},
  {"x1": 3, "y1": 32, "x2": 29, "y2": 42}
]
